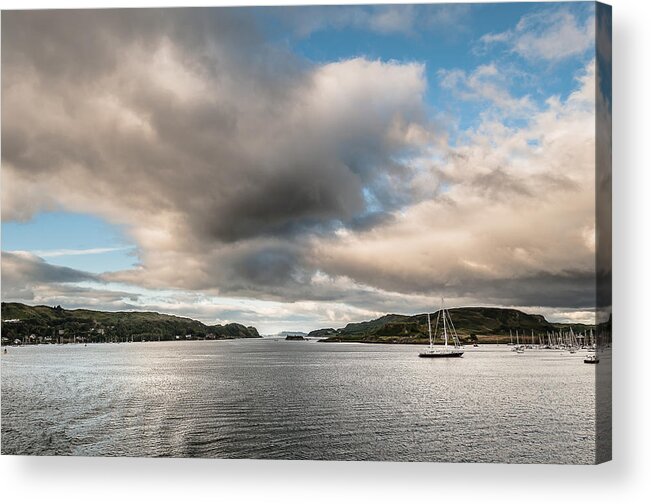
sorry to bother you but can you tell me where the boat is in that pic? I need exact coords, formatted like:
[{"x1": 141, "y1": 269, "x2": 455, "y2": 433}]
[
  {"x1": 418, "y1": 299, "x2": 464, "y2": 358},
  {"x1": 567, "y1": 328, "x2": 579, "y2": 354},
  {"x1": 511, "y1": 330, "x2": 524, "y2": 352},
  {"x1": 584, "y1": 353, "x2": 599, "y2": 364}
]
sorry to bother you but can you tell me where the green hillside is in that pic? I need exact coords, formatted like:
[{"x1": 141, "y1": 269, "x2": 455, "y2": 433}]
[
  {"x1": 1, "y1": 302, "x2": 260, "y2": 343},
  {"x1": 310, "y1": 307, "x2": 594, "y2": 344}
]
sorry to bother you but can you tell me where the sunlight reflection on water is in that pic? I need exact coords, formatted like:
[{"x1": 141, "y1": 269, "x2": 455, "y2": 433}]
[{"x1": 1, "y1": 340, "x2": 596, "y2": 463}]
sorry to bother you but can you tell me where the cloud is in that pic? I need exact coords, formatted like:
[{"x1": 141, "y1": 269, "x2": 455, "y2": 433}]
[
  {"x1": 1, "y1": 251, "x2": 100, "y2": 299},
  {"x1": 1, "y1": 8, "x2": 599, "y2": 328},
  {"x1": 2, "y1": 14, "x2": 427, "y2": 227},
  {"x1": 2, "y1": 252, "x2": 99, "y2": 284},
  {"x1": 478, "y1": 6, "x2": 595, "y2": 62},
  {"x1": 1, "y1": 252, "x2": 144, "y2": 311},
  {"x1": 0, "y1": 249, "x2": 428, "y2": 332},
  {"x1": 313, "y1": 60, "x2": 598, "y2": 310},
  {"x1": 8, "y1": 246, "x2": 133, "y2": 258},
  {"x1": 438, "y1": 63, "x2": 536, "y2": 116},
  {"x1": 595, "y1": 5, "x2": 611, "y2": 319},
  {"x1": 279, "y1": 4, "x2": 470, "y2": 38},
  {"x1": 2, "y1": 10, "x2": 432, "y2": 287}
]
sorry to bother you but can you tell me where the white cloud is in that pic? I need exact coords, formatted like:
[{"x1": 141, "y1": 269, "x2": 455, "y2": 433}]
[
  {"x1": 284, "y1": 4, "x2": 470, "y2": 38},
  {"x1": 478, "y1": 7, "x2": 595, "y2": 62},
  {"x1": 9, "y1": 246, "x2": 133, "y2": 258},
  {"x1": 438, "y1": 63, "x2": 536, "y2": 116},
  {"x1": 367, "y1": 5, "x2": 416, "y2": 34},
  {"x1": 314, "y1": 60, "x2": 597, "y2": 309}
]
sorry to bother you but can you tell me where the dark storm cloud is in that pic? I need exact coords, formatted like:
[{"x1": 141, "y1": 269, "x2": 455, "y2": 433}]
[
  {"x1": 1, "y1": 251, "x2": 151, "y2": 311},
  {"x1": 1, "y1": 8, "x2": 267, "y2": 82},
  {"x1": 200, "y1": 161, "x2": 365, "y2": 242},
  {"x1": 2, "y1": 252, "x2": 98, "y2": 285},
  {"x1": 347, "y1": 211, "x2": 396, "y2": 232},
  {"x1": 305, "y1": 260, "x2": 596, "y2": 310},
  {"x1": 2, "y1": 8, "x2": 426, "y2": 243},
  {"x1": 1, "y1": 252, "x2": 100, "y2": 299},
  {"x1": 457, "y1": 271, "x2": 597, "y2": 309},
  {"x1": 231, "y1": 245, "x2": 304, "y2": 288}
]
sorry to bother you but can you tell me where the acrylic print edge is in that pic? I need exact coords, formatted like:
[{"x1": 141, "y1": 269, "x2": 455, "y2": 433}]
[{"x1": 595, "y1": 0, "x2": 612, "y2": 465}]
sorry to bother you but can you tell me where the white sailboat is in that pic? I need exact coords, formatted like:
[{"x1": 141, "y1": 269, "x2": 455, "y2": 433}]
[
  {"x1": 512, "y1": 329, "x2": 524, "y2": 353},
  {"x1": 418, "y1": 298, "x2": 464, "y2": 358},
  {"x1": 584, "y1": 328, "x2": 598, "y2": 363},
  {"x1": 568, "y1": 328, "x2": 579, "y2": 354}
]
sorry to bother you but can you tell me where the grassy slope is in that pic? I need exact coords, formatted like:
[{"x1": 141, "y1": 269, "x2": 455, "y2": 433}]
[
  {"x1": 311, "y1": 307, "x2": 594, "y2": 344},
  {"x1": 1, "y1": 302, "x2": 260, "y2": 341}
]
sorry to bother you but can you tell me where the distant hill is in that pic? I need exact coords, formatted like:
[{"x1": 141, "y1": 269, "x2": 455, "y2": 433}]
[
  {"x1": 309, "y1": 307, "x2": 595, "y2": 344},
  {"x1": 307, "y1": 328, "x2": 338, "y2": 339},
  {"x1": 1, "y1": 302, "x2": 260, "y2": 343}
]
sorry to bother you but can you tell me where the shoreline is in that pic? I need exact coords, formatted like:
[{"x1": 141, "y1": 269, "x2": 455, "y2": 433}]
[{"x1": 320, "y1": 336, "x2": 531, "y2": 345}]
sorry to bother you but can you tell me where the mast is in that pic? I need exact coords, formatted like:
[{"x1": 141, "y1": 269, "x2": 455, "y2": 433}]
[
  {"x1": 442, "y1": 298, "x2": 448, "y2": 348},
  {"x1": 427, "y1": 312, "x2": 433, "y2": 350}
]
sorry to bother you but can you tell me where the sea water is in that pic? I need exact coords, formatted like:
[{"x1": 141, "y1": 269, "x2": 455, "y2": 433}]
[{"x1": 1, "y1": 339, "x2": 596, "y2": 463}]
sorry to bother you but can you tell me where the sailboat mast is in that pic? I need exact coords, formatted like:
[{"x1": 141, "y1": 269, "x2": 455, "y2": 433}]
[
  {"x1": 427, "y1": 312, "x2": 433, "y2": 349},
  {"x1": 442, "y1": 299, "x2": 448, "y2": 348}
]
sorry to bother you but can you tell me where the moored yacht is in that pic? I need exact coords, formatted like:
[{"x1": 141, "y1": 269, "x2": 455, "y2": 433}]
[
  {"x1": 418, "y1": 298, "x2": 464, "y2": 358},
  {"x1": 584, "y1": 353, "x2": 599, "y2": 364}
]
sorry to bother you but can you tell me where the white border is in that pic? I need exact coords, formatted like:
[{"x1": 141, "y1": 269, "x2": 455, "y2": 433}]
[{"x1": 1, "y1": 1, "x2": 649, "y2": 502}]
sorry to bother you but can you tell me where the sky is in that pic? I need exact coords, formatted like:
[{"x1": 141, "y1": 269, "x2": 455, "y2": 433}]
[{"x1": 1, "y1": 2, "x2": 609, "y2": 334}]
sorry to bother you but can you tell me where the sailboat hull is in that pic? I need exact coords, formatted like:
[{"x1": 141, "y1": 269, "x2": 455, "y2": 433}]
[{"x1": 418, "y1": 350, "x2": 464, "y2": 358}]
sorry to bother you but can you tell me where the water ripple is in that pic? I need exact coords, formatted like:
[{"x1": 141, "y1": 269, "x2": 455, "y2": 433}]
[{"x1": 1, "y1": 341, "x2": 596, "y2": 463}]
